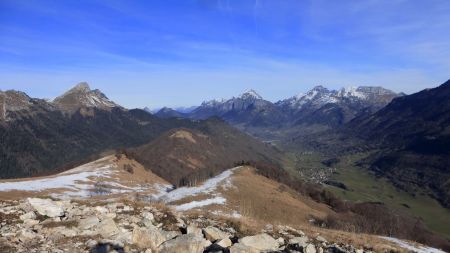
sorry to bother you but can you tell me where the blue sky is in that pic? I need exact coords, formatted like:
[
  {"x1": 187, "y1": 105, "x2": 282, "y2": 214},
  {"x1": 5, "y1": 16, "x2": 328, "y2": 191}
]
[{"x1": 0, "y1": 0, "x2": 449, "y2": 108}]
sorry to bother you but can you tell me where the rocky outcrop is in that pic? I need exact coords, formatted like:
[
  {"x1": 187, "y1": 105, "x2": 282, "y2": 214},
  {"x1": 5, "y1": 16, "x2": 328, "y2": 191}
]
[{"x1": 0, "y1": 198, "x2": 401, "y2": 253}]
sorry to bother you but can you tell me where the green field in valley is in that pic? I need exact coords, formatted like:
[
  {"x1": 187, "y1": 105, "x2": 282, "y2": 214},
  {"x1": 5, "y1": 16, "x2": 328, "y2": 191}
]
[{"x1": 327, "y1": 154, "x2": 450, "y2": 238}]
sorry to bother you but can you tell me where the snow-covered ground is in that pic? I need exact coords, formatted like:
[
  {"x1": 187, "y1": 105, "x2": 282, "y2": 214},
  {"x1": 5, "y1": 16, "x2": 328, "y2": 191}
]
[
  {"x1": 0, "y1": 157, "x2": 238, "y2": 211},
  {"x1": 154, "y1": 168, "x2": 238, "y2": 211},
  {"x1": 0, "y1": 157, "x2": 147, "y2": 198},
  {"x1": 175, "y1": 197, "x2": 226, "y2": 211},
  {"x1": 160, "y1": 168, "x2": 236, "y2": 202},
  {"x1": 0, "y1": 158, "x2": 239, "y2": 212},
  {"x1": 381, "y1": 237, "x2": 446, "y2": 253},
  {"x1": 0, "y1": 169, "x2": 108, "y2": 197}
]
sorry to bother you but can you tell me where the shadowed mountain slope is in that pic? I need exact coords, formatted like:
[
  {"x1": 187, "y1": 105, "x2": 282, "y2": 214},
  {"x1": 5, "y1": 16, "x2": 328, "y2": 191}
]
[{"x1": 127, "y1": 119, "x2": 282, "y2": 186}]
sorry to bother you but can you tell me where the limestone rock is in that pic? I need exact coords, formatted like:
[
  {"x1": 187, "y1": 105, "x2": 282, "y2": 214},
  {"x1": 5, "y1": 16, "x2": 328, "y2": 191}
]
[
  {"x1": 132, "y1": 226, "x2": 179, "y2": 249},
  {"x1": 305, "y1": 243, "x2": 317, "y2": 253},
  {"x1": 186, "y1": 225, "x2": 203, "y2": 237},
  {"x1": 96, "y1": 218, "x2": 119, "y2": 238},
  {"x1": 316, "y1": 235, "x2": 327, "y2": 243},
  {"x1": 19, "y1": 211, "x2": 36, "y2": 221},
  {"x1": 78, "y1": 216, "x2": 100, "y2": 230},
  {"x1": 216, "y1": 238, "x2": 232, "y2": 248},
  {"x1": 229, "y1": 243, "x2": 260, "y2": 253},
  {"x1": 158, "y1": 234, "x2": 211, "y2": 253},
  {"x1": 203, "y1": 226, "x2": 231, "y2": 242},
  {"x1": 289, "y1": 236, "x2": 309, "y2": 247},
  {"x1": 239, "y1": 233, "x2": 279, "y2": 251},
  {"x1": 27, "y1": 198, "x2": 64, "y2": 217}
]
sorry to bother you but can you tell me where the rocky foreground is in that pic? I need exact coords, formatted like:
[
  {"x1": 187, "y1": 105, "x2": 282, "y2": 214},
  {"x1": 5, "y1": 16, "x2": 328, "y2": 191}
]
[{"x1": 1, "y1": 198, "x2": 388, "y2": 253}]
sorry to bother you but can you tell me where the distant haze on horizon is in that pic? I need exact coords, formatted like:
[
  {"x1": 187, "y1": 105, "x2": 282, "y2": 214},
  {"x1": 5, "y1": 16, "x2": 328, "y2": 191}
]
[{"x1": 1, "y1": 0, "x2": 449, "y2": 108}]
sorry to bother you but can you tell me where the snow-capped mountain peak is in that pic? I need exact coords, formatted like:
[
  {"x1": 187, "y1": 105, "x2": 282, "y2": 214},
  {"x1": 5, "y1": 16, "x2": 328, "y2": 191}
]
[
  {"x1": 201, "y1": 98, "x2": 227, "y2": 107},
  {"x1": 337, "y1": 86, "x2": 367, "y2": 99},
  {"x1": 239, "y1": 89, "x2": 263, "y2": 100},
  {"x1": 277, "y1": 85, "x2": 401, "y2": 111}
]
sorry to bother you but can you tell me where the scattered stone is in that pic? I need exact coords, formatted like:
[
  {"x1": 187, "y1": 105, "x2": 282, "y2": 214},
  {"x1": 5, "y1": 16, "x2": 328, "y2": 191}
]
[
  {"x1": 97, "y1": 218, "x2": 119, "y2": 237},
  {"x1": 132, "y1": 226, "x2": 179, "y2": 250},
  {"x1": 187, "y1": 225, "x2": 203, "y2": 237},
  {"x1": 142, "y1": 211, "x2": 154, "y2": 221},
  {"x1": 78, "y1": 216, "x2": 100, "y2": 230},
  {"x1": 158, "y1": 234, "x2": 211, "y2": 253},
  {"x1": 19, "y1": 230, "x2": 37, "y2": 241},
  {"x1": 316, "y1": 235, "x2": 327, "y2": 243},
  {"x1": 86, "y1": 239, "x2": 98, "y2": 248},
  {"x1": 239, "y1": 233, "x2": 279, "y2": 251},
  {"x1": 19, "y1": 211, "x2": 36, "y2": 221},
  {"x1": 203, "y1": 226, "x2": 231, "y2": 242},
  {"x1": 27, "y1": 198, "x2": 64, "y2": 217},
  {"x1": 289, "y1": 236, "x2": 309, "y2": 247},
  {"x1": 229, "y1": 243, "x2": 260, "y2": 253},
  {"x1": 305, "y1": 243, "x2": 317, "y2": 253},
  {"x1": 216, "y1": 238, "x2": 232, "y2": 248}
]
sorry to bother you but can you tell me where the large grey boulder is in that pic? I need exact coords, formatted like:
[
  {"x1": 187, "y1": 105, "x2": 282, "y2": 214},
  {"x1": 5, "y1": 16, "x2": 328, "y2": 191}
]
[
  {"x1": 216, "y1": 238, "x2": 232, "y2": 248},
  {"x1": 132, "y1": 226, "x2": 179, "y2": 250},
  {"x1": 96, "y1": 218, "x2": 119, "y2": 238},
  {"x1": 78, "y1": 216, "x2": 100, "y2": 230},
  {"x1": 186, "y1": 225, "x2": 203, "y2": 237},
  {"x1": 239, "y1": 233, "x2": 279, "y2": 251},
  {"x1": 203, "y1": 226, "x2": 231, "y2": 242},
  {"x1": 229, "y1": 243, "x2": 260, "y2": 253},
  {"x1": 27, "y1": 198, "x2": 64, "y2": 218},
  {"x1": 158, "y1": 234, "x2": 211, "y2": 253},
  {"x1": 289, "y1": 236, "x2": 309, "y2": 247},
  {"x1": 19, "y1": 211, "x2": 36, "y2": 221},
  {"x1": 305, "y1": 244, "x2": 317, "y2": 253}
]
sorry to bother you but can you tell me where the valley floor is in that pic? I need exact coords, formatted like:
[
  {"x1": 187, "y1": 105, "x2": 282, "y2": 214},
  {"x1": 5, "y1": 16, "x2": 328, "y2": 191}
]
[{"x1": 282, "y1": 150, "x2": 450, "y2": 239}]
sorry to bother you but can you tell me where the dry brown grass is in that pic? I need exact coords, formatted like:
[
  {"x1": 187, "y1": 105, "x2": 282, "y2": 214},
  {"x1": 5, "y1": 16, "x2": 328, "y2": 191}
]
[
  {"x1": 42, "y1": 219, "x2": 79, "y2": 228},
  {"x1": 224, "y1": 167, "x2": 330, "y2": 227}
]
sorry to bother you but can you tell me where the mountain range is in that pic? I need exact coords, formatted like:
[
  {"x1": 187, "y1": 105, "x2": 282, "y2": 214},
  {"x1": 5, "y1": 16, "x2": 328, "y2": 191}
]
[
  {"x1": 153, "y1": 86, "x2": 402, "y2": 137},
  {"x1": 1, "y1": 79, "x2": 449, "y2": 245},
  {"x1": 0, "y1": 83, "x2": 279, "y2": 180},
  {"x1": 151, "y1": 81, "x2": 450, "y2": 211}
]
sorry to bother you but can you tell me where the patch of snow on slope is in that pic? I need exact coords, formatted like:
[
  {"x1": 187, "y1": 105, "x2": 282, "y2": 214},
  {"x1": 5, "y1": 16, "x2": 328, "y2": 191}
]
[
  {"x1": 381, "y1": 237, "x2": 446, "y2": 253},
  {"x1": 175, "y1": 197, "x2": 226, "y2": 211},
  {"x1": 0, "y1": 167, "x2": 110, "y2": 193},
  {"x1": 161, "y1": 168, "x2": 237, "y2": 202},
  {"x1": 0, "y1": 157, "x2": 148, "y2": 198}
]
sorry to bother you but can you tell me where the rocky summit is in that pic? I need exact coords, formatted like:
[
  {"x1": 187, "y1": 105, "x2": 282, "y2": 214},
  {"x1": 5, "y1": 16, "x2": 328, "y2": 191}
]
[{"x1": 0, "y1": 198, "x2": 384, "y2": 253}]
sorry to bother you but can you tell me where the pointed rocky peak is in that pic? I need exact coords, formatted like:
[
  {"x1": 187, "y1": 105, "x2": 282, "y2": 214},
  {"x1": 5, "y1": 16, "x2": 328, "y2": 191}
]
[
  {"x1": 69, "y1": 82, "x2": 90, "y2": 93},
  {"x1": 157, "y1": 107, "x2": 174, "y2": 113},
  {"x1": 239, "y1": 89, "x2": 263, "y2": 100},
  {"x1": 302, "y1": 85, "x2": 334, "y2": 101},
  {"x1": 310, "y1": 85, "x2": 330, "y2": 92},
  {"x1": 53, "y1": 82, "x2": 120, "y2": 112}
]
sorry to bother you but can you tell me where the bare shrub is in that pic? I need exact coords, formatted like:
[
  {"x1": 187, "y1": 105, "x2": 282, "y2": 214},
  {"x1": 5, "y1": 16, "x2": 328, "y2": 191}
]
[
  {"x1": 91, "y1": 182, "x2": 113, "y2": 196},
  {"x1": 123, "y1": 163, "x2": 134, "y2": 174}
]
